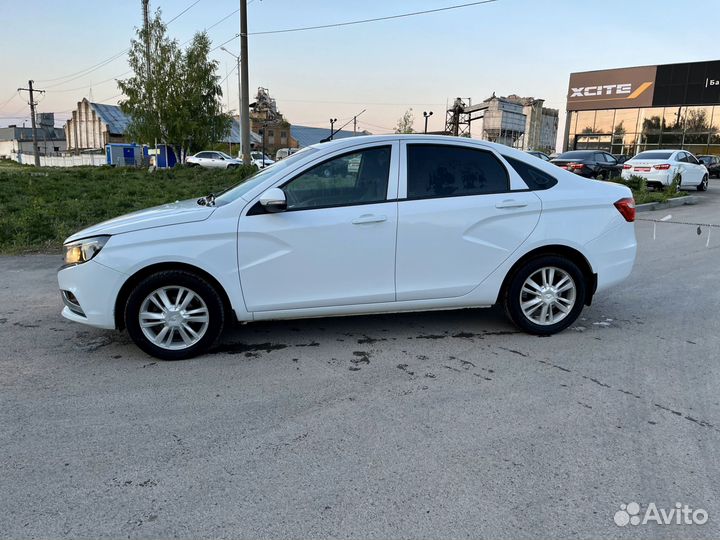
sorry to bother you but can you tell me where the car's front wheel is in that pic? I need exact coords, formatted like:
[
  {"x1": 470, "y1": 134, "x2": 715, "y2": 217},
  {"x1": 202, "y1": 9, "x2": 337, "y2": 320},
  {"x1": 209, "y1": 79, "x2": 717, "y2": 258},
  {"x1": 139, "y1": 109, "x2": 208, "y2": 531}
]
[
  {"x1": 504, "y1": 256, "x2": 587, "y2": 335},
  {"x1": 697, "y1": 174, "x2": 709, "y2": 191},
  {"x1": 124, "y1": 270, "x2": 225, "y2": 360}
]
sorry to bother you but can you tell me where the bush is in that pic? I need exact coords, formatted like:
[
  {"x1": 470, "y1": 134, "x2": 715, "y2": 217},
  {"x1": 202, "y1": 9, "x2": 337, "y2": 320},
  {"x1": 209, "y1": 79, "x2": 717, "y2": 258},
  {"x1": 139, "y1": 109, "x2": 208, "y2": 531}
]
[{"x1": 609, "y1": 174, "x2": 687, "y2": 205}]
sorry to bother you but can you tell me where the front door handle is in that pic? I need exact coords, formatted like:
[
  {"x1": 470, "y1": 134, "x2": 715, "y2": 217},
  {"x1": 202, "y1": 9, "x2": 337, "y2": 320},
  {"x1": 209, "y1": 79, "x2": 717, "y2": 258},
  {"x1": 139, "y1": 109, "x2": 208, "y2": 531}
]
[
  {"x1": 495, "y1": 200, "x2": 528, "y2": 209},
  {"x1": 352, "y1": 214, "x2": 387, "y2": 224}
]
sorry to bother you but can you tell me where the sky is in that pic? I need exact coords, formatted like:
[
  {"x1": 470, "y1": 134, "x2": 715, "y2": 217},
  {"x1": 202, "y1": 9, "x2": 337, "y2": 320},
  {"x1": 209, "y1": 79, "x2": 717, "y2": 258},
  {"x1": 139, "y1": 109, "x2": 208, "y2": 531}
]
[{"x1": 0, "y1": 0, "x2": 718, "y2": 150}]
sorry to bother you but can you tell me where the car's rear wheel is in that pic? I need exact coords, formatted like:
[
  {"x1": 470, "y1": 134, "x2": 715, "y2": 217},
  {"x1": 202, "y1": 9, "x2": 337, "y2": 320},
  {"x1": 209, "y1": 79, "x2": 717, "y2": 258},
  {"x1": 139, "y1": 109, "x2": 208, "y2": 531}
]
[
  {"x1": 125, "y1": 270, "x2": 225, "y2": 360},
  {"x1": 504, "y1": 256, "x2": 586, "y2": 335},
  {"x1": 697, "y1": 174, "x2": 709, "y2": 191}
]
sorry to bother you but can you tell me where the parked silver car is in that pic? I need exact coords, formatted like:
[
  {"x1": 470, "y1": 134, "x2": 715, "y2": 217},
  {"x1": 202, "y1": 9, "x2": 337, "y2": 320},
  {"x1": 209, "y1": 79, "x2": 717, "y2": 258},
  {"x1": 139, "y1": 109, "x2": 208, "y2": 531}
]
[{"x1": 186, "y1": 151, "x2": 243, "y2": 169}]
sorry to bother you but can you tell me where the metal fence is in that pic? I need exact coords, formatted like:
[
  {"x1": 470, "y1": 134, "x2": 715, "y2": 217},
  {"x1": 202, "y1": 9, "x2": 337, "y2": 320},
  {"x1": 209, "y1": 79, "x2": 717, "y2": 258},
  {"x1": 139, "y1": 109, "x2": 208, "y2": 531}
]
[{"x1": 9, "y1": 152, "x2": 106, "y2": 167}]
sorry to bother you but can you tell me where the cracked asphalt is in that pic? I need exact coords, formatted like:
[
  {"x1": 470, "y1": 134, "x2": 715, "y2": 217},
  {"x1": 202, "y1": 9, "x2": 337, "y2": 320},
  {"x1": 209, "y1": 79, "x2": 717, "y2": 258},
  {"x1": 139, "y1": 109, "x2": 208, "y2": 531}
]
[{"x1": 1, "y1": 182, "x2": 719, "y2": 539}]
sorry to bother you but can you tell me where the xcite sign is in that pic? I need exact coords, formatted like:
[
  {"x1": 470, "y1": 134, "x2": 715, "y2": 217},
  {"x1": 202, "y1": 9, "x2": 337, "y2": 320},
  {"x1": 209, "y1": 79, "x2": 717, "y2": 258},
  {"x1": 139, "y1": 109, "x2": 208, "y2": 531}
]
[
  {"x1": 570, "y1": 82, "x2": 653, "y2": 99},
  {"x1": 566, "y1": 65, "x2": 658, "y2": 111}
]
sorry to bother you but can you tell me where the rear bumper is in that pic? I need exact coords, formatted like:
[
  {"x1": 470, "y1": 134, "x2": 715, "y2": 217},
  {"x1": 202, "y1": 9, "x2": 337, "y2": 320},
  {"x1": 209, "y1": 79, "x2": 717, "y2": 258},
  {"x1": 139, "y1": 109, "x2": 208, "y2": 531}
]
[
  {"x1": 621, "y1": 169, "x2": 671, "y2": 186},
  {"x1": 57, "y1": 260, "x2": 127, "y2": 329},
  {"x1": 586, "y1": 221, "x2": 637, "y2": 293}
]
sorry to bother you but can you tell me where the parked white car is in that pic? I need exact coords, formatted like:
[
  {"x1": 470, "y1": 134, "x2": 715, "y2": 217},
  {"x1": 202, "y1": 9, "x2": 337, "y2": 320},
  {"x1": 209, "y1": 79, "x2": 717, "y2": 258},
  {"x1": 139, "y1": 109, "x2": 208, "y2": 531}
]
[
  {"x1": 58, "y1": 135, "x2": 637, "y2": 360},
  {"x1": 239, "y1": 151, "x2": 274, "y2": 169},
  {"x1": 621, "y1": 149, "x2": 709, "y2": 191},
  {"x1": 186, "y1": 151, "x2": 243, "y2": 169}
]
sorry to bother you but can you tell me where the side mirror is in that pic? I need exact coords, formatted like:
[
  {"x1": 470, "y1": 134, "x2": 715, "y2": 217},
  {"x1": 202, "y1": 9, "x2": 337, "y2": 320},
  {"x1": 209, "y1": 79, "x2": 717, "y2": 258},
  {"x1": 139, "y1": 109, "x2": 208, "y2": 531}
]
[{"x1": 259, "y1": 187, "x2": 287, "y2": 213}]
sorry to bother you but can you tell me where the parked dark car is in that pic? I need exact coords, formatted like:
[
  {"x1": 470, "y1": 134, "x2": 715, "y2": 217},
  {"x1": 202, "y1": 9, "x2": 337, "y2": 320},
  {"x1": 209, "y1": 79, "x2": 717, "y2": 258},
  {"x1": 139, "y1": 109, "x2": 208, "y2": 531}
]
[
  {"x1": 526, "y1": 150, "x2": 551, "y2": 162},
  {"x1": 550, "y1": 150, "x2": 623, "y2": 179},
  {"x1": 697, "y1": 155, "x2": 720, "y2": 178},
  {"x1": 613, "y1": 154, "x2": 630, "y2": 164}
]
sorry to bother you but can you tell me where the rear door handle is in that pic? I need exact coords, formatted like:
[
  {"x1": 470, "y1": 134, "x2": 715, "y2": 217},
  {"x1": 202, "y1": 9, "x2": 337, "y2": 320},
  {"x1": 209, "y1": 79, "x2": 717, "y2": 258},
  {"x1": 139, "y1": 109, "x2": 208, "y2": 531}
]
[
  {"x1": 495, "y1": 200, "x2": 528, "y2": 209},
  {"x1": 352, "y1": 214, "x2": 387, "y2": 224}
]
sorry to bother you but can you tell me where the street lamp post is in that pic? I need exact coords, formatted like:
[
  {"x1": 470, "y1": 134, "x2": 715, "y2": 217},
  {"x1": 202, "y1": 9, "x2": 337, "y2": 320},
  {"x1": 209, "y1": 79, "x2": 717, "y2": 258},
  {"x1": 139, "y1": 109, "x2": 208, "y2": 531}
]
[
  {"x1": 423, "y1": 111, "x2": 433, "y2": 134},
  {"x1": 329, "y1": 118, "x2": 338, "y2": 140},
  {"x1": 220, "y1": 47, "x2": 243, "y2": 159}
]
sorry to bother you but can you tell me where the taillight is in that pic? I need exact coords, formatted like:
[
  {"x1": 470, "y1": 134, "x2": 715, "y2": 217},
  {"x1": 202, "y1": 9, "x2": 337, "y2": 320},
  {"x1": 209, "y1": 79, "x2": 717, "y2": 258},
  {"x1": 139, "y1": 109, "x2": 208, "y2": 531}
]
[
  {"x1": 614, "y1": 197, "x2": 636, "y2": 222},
  {"x1": 571, "y1": 163, "x2": 585, "y2": 170},
  {"x1": 653, "y1": 163, "x2": 671, "y2": 170},
  {"x1": 622, "y1": 164, "x2": 632, "y2": 170}
]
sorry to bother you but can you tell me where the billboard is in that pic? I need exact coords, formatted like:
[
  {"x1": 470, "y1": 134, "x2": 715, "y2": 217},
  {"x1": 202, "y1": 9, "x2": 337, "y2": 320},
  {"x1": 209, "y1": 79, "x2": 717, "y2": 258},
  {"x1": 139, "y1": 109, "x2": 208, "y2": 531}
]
[
  {"x1": 566, "y1": 60, "x2": 720, "y2": 111},
  {"x1": 566, "y1": 66, "x2": 657, "y2": 111}
]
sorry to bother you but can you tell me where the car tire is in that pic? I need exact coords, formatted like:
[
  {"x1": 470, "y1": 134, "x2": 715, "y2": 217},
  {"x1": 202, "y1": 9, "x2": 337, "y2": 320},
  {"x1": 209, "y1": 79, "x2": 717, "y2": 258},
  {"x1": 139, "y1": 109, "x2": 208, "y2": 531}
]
[
  {"x1": 697, "y1": 174, "x2": 709, "y2": 191},
  {"x1": 503, "y1": 255, "x2": 587, "y2": 336},
  {"x1": 124, "y1": 270, "x2": 225, "y2": 360}
]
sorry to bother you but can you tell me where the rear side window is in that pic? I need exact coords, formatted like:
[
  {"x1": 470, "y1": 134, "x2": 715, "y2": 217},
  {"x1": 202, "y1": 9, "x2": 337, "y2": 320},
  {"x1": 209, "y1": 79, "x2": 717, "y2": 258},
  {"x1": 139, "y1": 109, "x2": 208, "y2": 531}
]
[
  {"x1": 503, "y1": 156, "x2": 558, "y2": 190},
  {"x1": 406, "y1": 144, "x2": 509, "y2": 199}
]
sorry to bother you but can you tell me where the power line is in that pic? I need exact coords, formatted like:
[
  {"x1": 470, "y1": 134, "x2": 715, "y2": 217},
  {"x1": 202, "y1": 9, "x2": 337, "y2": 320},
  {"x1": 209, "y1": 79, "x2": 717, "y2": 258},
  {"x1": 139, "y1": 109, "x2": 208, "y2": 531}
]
[
  {"x1": 166, "y1": 0, "x2": 203, "y2": 24},
  {"x1": 250, "y1": 0, "x2": 497, "y2": 35},
  {"x1": 36, "y1": 0, "x2": 204, "y2": 87}
]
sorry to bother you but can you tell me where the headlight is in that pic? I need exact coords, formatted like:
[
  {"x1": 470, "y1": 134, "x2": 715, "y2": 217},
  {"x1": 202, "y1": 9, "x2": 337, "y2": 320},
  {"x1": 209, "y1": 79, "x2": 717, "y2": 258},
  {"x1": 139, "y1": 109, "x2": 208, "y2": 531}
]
[{"x1": 63, "y1": 236, "x2": 110, "y2": 266}]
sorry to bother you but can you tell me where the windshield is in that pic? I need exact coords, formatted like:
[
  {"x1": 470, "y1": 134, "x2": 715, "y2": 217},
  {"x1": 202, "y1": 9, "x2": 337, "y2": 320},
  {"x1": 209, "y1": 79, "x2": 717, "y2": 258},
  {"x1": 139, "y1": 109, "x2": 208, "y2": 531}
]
[
  {"x1": 215, "y1": 147, "x2": 319, "y2": 205},
  {"x1": 217, "y1": 152, "x2": 234, "y2": 160},
  {"x1": 633, "y1": 151, "x2": 673, "y2": 160},
  {"x1": 556, "y1": 151, "x2": 593, "y2": 159}
]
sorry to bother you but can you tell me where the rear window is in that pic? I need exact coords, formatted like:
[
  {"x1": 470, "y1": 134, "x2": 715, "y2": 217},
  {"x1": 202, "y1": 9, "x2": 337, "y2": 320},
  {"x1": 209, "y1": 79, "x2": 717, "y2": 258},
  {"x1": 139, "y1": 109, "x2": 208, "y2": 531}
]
[
  {"x1": 633, "y1": 151, "x2": 673, "y2": 160},
  {"x1": 503, "y1": 156, "x2": 558, "y2": 191},
  {"x1": 406, "y1": 144, "x2": 509, "y2": 199},
  {"x1": 556, "y1": 151, "x2": 593, "y2": 159}
]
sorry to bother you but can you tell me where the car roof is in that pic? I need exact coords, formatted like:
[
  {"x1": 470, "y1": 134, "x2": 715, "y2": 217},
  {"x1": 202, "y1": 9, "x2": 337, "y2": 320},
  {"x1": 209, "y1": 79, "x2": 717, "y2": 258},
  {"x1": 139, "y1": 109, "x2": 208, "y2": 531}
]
[{"x1": 307, "y1": 134, "x2": 522, "y2": 155}]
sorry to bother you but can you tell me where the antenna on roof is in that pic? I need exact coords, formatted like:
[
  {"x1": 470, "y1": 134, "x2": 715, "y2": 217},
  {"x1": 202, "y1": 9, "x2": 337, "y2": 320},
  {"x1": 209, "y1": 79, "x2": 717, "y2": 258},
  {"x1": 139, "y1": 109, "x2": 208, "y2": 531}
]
[{"x1": 88, "y1": 81, "x2": 94, "y2": 102}]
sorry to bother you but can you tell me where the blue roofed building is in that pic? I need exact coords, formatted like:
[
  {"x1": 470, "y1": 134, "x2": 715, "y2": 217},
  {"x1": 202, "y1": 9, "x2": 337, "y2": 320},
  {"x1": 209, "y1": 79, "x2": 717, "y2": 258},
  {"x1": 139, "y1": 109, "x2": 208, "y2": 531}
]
[
  {"x1": 290, "y1": 125, "x2": 370, "y2": 148},
  {"x1": 64, "y1": 98, "x2": 261, "y2": 152}
]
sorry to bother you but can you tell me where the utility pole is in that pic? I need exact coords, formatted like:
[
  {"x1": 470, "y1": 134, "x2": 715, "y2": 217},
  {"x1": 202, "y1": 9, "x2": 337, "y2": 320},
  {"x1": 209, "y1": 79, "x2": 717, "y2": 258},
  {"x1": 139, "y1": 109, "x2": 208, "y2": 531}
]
[
  {"x1": 329, "y1": 118, "x2": 337, "y2": 140},
  {"x1": 17, "y1": 80, "x2": 44, "y2": 167},
  {"x1": 239, "y1": 0, "x2": 251, "y2": 165},
  {"x1": 352, "y1": 109, "x2": 366, "y2": 136},
  {"x1": 142, "y1": 0, "x2": 151, "y2": 81}
]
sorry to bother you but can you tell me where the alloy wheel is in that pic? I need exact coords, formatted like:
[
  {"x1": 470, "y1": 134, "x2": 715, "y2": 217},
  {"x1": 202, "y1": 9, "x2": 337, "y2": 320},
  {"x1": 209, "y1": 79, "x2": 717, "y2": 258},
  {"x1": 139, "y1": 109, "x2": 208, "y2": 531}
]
[
  {"x1": 519, "y1": 266, "x2": 577, "y2": 326},
  {"x1": 138, "y1": 286, "x2": 210, "y2": 350}
]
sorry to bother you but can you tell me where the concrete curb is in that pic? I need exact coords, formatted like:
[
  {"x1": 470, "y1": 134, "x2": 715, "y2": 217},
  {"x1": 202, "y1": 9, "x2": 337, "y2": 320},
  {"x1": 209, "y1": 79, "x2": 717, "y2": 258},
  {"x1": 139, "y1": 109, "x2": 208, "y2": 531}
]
[{"x1": 636, "y1": 195, "x2": 701, "y2": 213}]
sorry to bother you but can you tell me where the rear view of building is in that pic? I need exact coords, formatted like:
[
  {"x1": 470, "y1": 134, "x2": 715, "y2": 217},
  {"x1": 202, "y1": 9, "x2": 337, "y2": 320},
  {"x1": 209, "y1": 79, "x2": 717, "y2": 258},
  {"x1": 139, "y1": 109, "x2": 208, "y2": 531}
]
[
  {"x1": 64, "y1": 98, "x2": 130, "y2": 152},
  {"x1": 564, "y1": 60, "x2": 720, "y2": 156}
]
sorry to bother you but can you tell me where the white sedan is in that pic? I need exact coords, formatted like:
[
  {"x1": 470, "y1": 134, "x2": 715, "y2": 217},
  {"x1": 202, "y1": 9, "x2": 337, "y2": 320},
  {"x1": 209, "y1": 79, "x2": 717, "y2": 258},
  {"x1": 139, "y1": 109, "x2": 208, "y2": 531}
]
[
  {"x1": 186, "y1": 151, "x2": 243, "y2": 169},
  {"x1": 621, "y1": 149, "x2": 709, "y2": 191},
  {"x1": 58, "y1": 135, "x2": 637, "y2": 359}
]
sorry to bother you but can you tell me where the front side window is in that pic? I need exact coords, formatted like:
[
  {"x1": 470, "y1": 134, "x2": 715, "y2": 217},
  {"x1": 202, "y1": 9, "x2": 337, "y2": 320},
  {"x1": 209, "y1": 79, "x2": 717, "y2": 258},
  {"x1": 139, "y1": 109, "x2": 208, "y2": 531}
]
[
  {"x1": 406, "y1": 144, "x2": 509, "y2": 199},
  {"x1": 282, "y1": 146, "x2": 391, "y2": 210}
]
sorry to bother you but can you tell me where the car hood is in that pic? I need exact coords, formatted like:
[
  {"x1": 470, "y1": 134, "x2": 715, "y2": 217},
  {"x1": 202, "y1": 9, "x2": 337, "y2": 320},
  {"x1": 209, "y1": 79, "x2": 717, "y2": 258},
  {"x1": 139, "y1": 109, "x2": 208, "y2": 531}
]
[{"x1": 64, "y1": 199, "x2": 215, "y2": 243}]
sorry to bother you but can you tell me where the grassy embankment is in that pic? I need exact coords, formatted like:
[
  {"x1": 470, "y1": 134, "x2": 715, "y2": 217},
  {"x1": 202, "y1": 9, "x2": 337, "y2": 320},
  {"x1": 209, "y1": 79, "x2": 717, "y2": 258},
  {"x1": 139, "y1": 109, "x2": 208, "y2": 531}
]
[{"x1": 0, "y1": 160, "x2": 255, "y2": 253}]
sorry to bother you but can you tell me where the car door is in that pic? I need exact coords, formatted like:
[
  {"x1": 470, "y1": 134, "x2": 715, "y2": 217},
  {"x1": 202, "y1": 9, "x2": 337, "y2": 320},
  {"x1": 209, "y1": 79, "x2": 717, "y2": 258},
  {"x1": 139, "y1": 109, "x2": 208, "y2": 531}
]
[
  {"x1": 685, "y1": 152, "x2": 705, "y2": 184},
  {"x1": 603, "y1": 152, "x2": 621, "y2": 177},
  {"x1": 395, "y1": 142, "x2": 542, "y2": 302},
  {"x1": 237, "y1": 142, "x2": 399, "y2": 312},
  {"x1": 676, "y1": 152, "x2": 697, "y2": 185}
]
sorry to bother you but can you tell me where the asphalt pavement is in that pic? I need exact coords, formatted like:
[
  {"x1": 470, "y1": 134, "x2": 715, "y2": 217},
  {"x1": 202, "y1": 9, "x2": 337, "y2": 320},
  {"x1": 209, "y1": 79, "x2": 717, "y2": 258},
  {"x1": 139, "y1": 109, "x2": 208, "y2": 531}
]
[{"x1": 1, "y1": 182, "x2": 719, "y2": 539}]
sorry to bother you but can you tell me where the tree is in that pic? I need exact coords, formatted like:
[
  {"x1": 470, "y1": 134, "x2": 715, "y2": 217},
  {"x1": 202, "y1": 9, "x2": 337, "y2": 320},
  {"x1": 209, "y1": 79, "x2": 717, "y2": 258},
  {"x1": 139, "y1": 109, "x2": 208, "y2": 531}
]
[
  {"x1": 394, "y1": 108, "x2": 416, "y2": 134},
  {"x1": 118, "y1": 10, "x2": 231, "y2": 162}
]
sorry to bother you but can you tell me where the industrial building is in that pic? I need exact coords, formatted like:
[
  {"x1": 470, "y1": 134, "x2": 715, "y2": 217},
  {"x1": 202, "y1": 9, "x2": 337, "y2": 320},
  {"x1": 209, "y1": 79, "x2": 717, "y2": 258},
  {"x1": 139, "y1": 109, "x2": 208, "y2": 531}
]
[
  {"x1": 564, "y1": 60, "x2": 720, "y2": 155},
  {"x1": 444, "y1": 93, "x2": 558, "y2": 152},
  {"x1": 0, "y1": 113, "x2": 66, "y2": 159},
  {"x1": 64, "y1": 98, "x2": 261, "y2": 153}
]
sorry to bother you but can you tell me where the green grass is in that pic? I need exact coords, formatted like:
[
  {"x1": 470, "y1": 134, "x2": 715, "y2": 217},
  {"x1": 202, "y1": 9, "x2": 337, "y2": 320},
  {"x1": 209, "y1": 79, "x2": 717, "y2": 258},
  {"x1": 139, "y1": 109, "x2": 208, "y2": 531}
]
[{"x1": 0, "y1": 160, "x2": 256, "y2": 253}]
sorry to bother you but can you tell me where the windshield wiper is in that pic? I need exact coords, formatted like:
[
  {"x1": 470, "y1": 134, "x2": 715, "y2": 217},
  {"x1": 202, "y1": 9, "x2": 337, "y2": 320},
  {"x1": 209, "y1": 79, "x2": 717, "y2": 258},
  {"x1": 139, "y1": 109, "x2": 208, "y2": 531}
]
[{"x1": 196, "y1": 193, "x2": 216, "y2": 206}]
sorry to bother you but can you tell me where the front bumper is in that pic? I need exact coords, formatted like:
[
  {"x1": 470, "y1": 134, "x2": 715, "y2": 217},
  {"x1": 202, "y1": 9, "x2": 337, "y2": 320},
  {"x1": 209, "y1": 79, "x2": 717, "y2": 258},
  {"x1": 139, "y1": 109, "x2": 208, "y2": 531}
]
[{"x1": 57, "y1": 260, "x2": 127, "y2": 329}]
